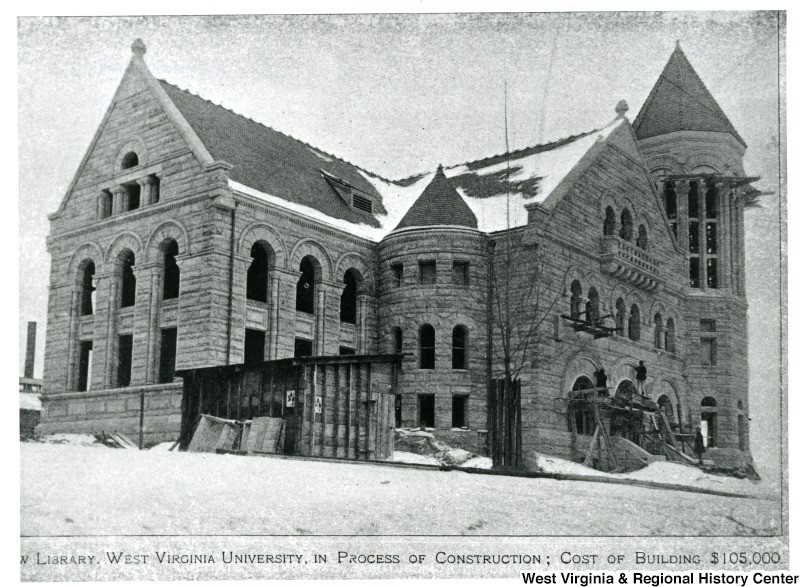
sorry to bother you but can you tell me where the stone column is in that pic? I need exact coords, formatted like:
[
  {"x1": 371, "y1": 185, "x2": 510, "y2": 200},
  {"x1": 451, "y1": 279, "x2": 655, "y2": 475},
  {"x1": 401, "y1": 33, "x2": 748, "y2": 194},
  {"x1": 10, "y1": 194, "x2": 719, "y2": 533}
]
[
  {"x1": 356, "y1": 293, "x2": 377, "y2": 353},
  {"x1": 718, "y1": 182, "x2": 732, "y2": 290},
  {"x1": 735, "y1": 190, "x2": 747, "y2": 296},
  {"x1": 89, "y1": 271, "x2": 117, "y2": 390},
  {"x1": 96, "y1": 193, "x2": 105, "y2": 220},
  {"x1": 675, "y1": 180, "x2": 690, "y2": 251},
  {"x1": 271, "y1": 267, "x2": 302, "y2": 359},
  {"x1": 65, "y1": 290, "x2": 80, "y2": 392},
  {"x1": 697, "y1": 179, "x2": 708, "y2": 290},
  {"x1": 111, "y1": 186, "x2": 127, "y2": 215},
  {"x1": 130, "y1": 262, "x2": 161, "y2": 384},
  {"x1": 137, "y1": 176, "x2": 154, "y2": 207}
]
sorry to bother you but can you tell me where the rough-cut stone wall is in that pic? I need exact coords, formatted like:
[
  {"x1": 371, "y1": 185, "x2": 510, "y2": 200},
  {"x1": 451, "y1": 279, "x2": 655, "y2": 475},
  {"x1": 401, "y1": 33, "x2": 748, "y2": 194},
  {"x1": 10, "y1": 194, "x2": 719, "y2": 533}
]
[
  {"x1": 39, "y1": 58, "x2": 753, "y2": 472},
  {"x1": 38, "y1": 383, "x2": 183, "y2": 445},
  {"x1": 378, "y1": 228, "x2": 489, "y2": 430}
]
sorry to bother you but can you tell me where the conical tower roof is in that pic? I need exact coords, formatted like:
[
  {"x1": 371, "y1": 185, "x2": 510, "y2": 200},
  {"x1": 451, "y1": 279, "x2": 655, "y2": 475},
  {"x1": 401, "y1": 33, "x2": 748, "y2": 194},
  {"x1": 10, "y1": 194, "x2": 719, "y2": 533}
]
[
  {"x1": 393, "y1": 165, "x2": 478, "y2": 231},
  {"x1": 633, "y1": 43, "x2": 745, "y2": 147}
]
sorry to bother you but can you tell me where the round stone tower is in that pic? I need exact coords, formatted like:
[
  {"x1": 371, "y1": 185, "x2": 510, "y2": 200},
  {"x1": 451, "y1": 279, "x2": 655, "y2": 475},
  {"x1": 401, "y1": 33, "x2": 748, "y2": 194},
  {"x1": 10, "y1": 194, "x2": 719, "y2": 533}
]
[{"x1": 378, "y1": 166, "x2": 489, "y2": 432}]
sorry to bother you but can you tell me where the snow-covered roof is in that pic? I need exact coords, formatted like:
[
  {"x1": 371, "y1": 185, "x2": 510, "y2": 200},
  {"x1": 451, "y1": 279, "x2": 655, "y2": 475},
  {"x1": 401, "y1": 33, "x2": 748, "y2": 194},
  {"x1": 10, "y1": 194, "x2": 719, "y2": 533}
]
[{"x1": 229, "y1": 117, "x2": 626, "y2": 241}]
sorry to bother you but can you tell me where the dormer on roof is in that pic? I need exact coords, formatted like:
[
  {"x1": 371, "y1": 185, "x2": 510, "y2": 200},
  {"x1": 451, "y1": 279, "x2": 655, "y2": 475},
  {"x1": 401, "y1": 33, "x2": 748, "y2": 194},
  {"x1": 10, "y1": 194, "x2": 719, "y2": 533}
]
[
  {"x1": 393, "y1": 165, "x2": 478, "y2": 232},
  {"x1": 633, "y1": 43, "x2": 745, "y2": 147}
]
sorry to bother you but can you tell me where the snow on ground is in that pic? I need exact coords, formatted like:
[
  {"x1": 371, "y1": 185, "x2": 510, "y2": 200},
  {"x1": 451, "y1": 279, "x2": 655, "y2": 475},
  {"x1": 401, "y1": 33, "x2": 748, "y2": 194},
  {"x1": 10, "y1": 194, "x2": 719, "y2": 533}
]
[
  {"x1": 461, "y1": 456, "x2": 493, "y2": 469},
  {"x1": 21, "y1": 443, "x2": 778, "y2": 537},
  {"x1": 391, "y1": 451, "x2": 439, "y2": 466},
  {"x1": 536, "y1": 454, "x2": 774, "y2": 499},
  {"x1": 29, "y1": 433, "x2": 103, "y2": 447}
]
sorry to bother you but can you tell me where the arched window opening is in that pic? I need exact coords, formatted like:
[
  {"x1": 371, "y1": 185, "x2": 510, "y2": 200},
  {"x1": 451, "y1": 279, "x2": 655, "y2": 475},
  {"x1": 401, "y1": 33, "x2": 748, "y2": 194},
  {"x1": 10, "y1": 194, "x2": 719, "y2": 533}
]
[
  {"x1": 665, "y1": 318, "x2": 676, "y2": 353},
  {"x1": 79, "y1": 261, "x2": 96, "y2": 316},
  {"x1": 619, "y1": 208, "x2": 633, "y2": 241},
  {"x1": 603, "y1": 206, "x2": 616, "y2": 236},
  {"x1": 657, "y1": 394, "x2": 674, "y2": 424},
  {"x1": 452, "y1": 325, "x2": 467, "y2": 370},
  {"x1": 340, "y1": 269, "x2": 358, "y2": 324},
  {"x1": 246, "y1": 242, "x2": 270, "y2": 303},
  {"x1": 295, "y1": 257, "x2": 316, "y2": 314},
  {"x1": 615, "y1": 298, "x2": 626, "y2": 336},
  {"x1": 700, "y1": 396, "x2": 718, "y2": 448},
  {"x1": 615, "y1": 379, "x2": 638, "y2": 401},
  {"x1": 121, "y1": 151, "x2": 139, "y2": 170},
  {"x1": 611, "y1": 379, "x2": 640, "y2": 441},
  {"x1": 570, "y1": 280, "x2": 582, "y2": 319},
  {"x1": 636, "y1": 224, "x2": 648, "y2": 250},
  {"x1": 688, "y1": 181, "x2": 700, "y2": 218},
  {"x1": 569, "y1": 376, "x2": 595, "y2": 435},
  {"x1": 162, "y1": 240, "x2": 180, "y2": 300},
  {"x1": 663, "y1": 181, "x2": 677, "y2": 220},
  {"x1": 419, "y1": 324, "x2": 435, "y2": 370},
  {"x1": 119, "y1": 250, "x2": 136, "y2": 308},
  {"x1": 628, "y1": 304, "x2": 641, "y2": 341},
  {"x1": 587, "y1": 287, "x2": 600, "y2": 324},
  {"x1": 706, "y1": 183, "x2": 718, "y2": 219},
  {"x1": 653, "y1": 313, "x2": 663, "y2": 349}
]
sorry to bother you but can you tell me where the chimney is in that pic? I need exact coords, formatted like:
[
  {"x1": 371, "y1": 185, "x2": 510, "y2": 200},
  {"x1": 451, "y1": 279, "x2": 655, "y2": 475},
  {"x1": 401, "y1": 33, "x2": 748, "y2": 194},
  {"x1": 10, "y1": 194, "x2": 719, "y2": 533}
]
[{"x1": 24, "y1": 321, "x2": 36, "y2": 379}]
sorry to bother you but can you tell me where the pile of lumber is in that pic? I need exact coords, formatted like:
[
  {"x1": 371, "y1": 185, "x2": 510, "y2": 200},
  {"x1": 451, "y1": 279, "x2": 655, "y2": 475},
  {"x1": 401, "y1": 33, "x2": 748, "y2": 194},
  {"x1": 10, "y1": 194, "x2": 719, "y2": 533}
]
[
  {"x1": 95, "y1": 432, "x2": 138, "y2": 449},
  {"x1": 187, "y1": 414, "x2": 284, "y2": 455}
]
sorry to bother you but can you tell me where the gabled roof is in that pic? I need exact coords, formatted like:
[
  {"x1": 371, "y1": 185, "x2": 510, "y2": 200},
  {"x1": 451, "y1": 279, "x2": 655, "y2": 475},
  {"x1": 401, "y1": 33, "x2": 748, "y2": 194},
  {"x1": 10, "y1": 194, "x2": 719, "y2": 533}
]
[
  {"x1": 393, "y1": 165, "x2": 478, "y2": 231},
  {"x1": 159, "y1": 80, "x2": 385, "y2": 228},
  {"x1": 633, "y1": 44, "x2": 745, "y2": 147}
]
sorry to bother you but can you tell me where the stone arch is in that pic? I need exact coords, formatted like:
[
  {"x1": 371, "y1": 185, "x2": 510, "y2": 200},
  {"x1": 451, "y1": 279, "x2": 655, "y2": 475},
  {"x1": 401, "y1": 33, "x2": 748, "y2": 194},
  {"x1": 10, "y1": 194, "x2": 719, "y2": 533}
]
[
  {"x1": 334, "y1": 252, "x2": 375, "y2": 294},
  {"x1": 562, "y1": 265, "x2": 586, "y2": 295},
  {"x1": 617, "y1": 196, "x2": 637, "y2": 219},
  {"x1": 684, "y1": 151, "x2": 729, "y2": 174},
  {"x1": 599, "y1": 192, "x2": 619, "y2": 216},
  {"x1": 67, "y1": 242, "x2": 105, "y2": 284},
  {"x1": 114, "y1": 137, "x2": 148, "y2": 171},
  {"x1": 561, "y1": 351, "x2": 604, "y2": 397},
  {"x1": 145, "y1": 220, "x2": 190, "y2": 264},
  {"x1": 238, "y1": 222, "x2": 287, "y2": 268},
  {"x1": 649, "y1": 300, "x2": 667, "y2": 322},
  {"x1": 657, "y1": 377, "x2": 684, "y2": 425},
  {"x1": 608, "y1": 357, "x2": 639, "y2": 395},
  {"x1": 104, "y1": 232, "x2": 144, "y2": 265},
  {"x1": 289, "y1": 238, "x2": 333, "y2": 281}
]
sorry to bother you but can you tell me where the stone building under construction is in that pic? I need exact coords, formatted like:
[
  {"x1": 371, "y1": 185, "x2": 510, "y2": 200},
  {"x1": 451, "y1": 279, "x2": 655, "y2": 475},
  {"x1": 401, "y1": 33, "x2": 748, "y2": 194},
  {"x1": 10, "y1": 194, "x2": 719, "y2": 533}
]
[{"x1": 39, "y1": 39, "x2": 761, "y2": 470}]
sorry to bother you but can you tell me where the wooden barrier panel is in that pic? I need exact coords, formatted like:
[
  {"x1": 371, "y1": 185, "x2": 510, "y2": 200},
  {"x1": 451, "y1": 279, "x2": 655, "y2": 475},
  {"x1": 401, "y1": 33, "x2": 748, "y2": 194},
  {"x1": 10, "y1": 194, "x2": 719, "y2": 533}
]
[{"x1": 178, "y1": 355, "x2": 400, "y2": 461}]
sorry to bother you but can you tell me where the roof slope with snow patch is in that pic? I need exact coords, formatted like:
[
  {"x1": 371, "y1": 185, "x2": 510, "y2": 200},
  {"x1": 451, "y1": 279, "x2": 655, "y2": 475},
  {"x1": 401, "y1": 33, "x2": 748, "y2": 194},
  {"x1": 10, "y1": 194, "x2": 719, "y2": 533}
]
[{"x1": 159, "y1": 77, "x2": 624, "y2": 240}]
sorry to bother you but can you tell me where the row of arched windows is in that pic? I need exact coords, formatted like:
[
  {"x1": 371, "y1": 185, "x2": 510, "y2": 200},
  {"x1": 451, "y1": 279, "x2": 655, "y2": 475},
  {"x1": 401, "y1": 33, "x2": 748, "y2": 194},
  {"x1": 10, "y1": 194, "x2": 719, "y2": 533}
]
[
  {"x1": 603, "y1": 206, "x2": 648, "y2": 250},
  {"x1": 244, "y1": 244, "x2": 363, "y2": 324},
  {"x1": 569, "y1": 280, "x2": 676, "y2": 351},
  {"x1": 78, "y1": 239, "x2": 181, "y2": 316},
  {"x1": 392, "y1": 324, "x2": 468, "y2": 370}
]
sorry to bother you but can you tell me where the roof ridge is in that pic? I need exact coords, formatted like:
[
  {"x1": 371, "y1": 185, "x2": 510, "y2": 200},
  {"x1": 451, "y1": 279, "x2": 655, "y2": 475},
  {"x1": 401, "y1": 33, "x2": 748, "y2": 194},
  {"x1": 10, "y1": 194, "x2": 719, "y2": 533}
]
[
  {"x1": 157, "y1": 78, "x2": 397, "y2": 184},
  {"x1": 391, "y1": 126, "x2": 604, "y2": 185}
]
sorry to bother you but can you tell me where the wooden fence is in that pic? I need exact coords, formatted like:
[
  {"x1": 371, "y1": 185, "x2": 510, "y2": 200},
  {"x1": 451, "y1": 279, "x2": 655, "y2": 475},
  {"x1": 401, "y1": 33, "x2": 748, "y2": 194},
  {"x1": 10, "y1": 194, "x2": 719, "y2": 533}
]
[
  {"x1": 487, "y1": 377, "x2": 522, "y2": 468},
  {"x1": 178, "y1": 354, "x2": 401, "y2": 461}
]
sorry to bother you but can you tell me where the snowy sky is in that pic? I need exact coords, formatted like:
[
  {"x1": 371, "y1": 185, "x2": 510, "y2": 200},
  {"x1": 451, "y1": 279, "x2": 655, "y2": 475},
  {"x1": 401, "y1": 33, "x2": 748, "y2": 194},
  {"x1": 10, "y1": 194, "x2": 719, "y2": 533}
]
[{"x1": 17, "y1": 12, "x2": 783, "y2": 479}]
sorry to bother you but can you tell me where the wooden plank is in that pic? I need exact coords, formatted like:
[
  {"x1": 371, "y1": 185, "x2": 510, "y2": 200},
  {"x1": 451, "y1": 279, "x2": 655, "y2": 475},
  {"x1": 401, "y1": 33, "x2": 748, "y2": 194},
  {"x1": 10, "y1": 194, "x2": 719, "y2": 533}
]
[
  {"x1": 187, "y1": 415, "x2": 216, "y2": 452},
  {"x1": 515, "y1": 380, "x2": 522, "y2": 467},
  {"x1": 318, "y1": 364, "x2": 327, "y2": 457},
  {"x1": 333, "y1": 364, "x2": 340, "y2": 458},
  {"x1": 354, "y1": 364, "x2": 361, "y2": 460},
  {"x1": 344, "y1": 365, "x2": 352, "y2": 459},
  {"x1": 364, "y1": 362, "x2": 372, "y2": 460},
  {"x1": 583, "y1": 426, "x2": 600, "y2": 467},
  {"x1": 240, "y1": 421, "x2": 251, "y2": 452}
]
